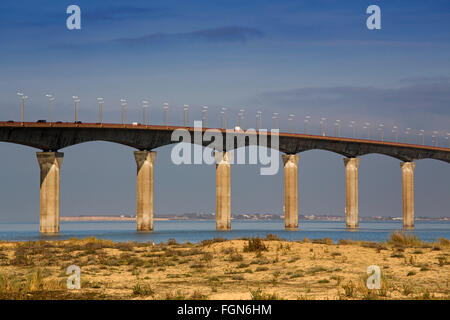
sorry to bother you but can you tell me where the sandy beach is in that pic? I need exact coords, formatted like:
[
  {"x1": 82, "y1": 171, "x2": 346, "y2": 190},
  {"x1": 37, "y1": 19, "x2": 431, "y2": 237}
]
[{"x1": 0, "y1": 234, "x2": 448, "y2": 300}]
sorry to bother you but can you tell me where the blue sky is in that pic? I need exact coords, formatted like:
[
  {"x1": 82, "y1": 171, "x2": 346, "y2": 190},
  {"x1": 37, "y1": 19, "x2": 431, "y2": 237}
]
[{"x1": 0, "y1": 0, "x2": 449, "y2": 222}]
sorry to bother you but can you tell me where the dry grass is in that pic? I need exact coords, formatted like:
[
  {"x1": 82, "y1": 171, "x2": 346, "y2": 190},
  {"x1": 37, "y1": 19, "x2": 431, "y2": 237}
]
[{"x1": 0, "y1": 234, "x2": 448, "y2": 300}]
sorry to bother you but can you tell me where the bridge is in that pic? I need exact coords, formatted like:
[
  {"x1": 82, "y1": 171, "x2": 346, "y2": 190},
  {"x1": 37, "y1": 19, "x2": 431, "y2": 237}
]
[{"x1": 1, "y1": 121, "x2": 449, "y2": 234}]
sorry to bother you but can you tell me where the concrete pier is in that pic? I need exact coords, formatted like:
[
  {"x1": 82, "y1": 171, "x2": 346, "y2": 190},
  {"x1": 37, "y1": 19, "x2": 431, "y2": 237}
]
[
  {"x1": 36, "y1": 152, "x2": 64, "y2": 234},
  {"x1": 134, "y1": 151, "x2": 156, "y2": 231},
  {"x1": 215, "y1": 152, "x2": 232, "y2": 230},
  {"x1": 282, "y1": 154, "x2": 299, "y2": 230},
  {"x1": 344, "y1": 157, "x2": 360, "y2": 229},
  {"x1": 401, "y1": 161, "x2": 415, "y2": 230}
]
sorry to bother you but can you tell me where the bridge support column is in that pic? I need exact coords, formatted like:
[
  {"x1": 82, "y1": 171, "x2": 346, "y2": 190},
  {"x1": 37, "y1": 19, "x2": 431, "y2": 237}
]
[
  {"x1": 282, "y1": 154, "x2": 299, "y2": 230},
  {"x1": 344, "y1": 157, "x2": 360, "y2": 229},
  {"x1": 215, "y1": 152, "x2": 231, "y2": 231},
  {"x1": 134, "y1": 151, "x2": 156, "y2": 231},
  {"x1": 36, "y1": 152, "x2": 64, "y2": 234},
  {"x1": 401, "y1": 161, "x2": 415, "y2": 230}
]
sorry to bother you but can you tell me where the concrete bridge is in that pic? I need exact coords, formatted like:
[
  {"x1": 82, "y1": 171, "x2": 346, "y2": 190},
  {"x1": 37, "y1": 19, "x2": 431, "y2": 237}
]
[{"x1": 1, "y1": 121, "x2": 449, "y2": 234}]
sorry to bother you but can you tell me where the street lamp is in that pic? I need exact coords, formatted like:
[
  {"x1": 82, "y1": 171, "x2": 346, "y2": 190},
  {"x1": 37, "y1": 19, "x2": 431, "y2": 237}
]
[
  {"x1": 45, "y1": 94, "x2": 54, "y2": 123},
  {"x1": 202, "y1": 106, "x2": 208, "y2": 128},
  {"x1": 272, "y1": 112, "x2": 279, "y2": 130},
  {"x1": 364, "y1": 122, "x2": 371, "y2": 139},
  {"x1": 256, "y1": 111, "x2": 262, "y2": 130},
  {"x1": 304, "y1": 116, "x2": 311, "y2": 134},
  {"x1": 72, "y1": 96, "x2": 80, "y2": 123},
  {"x1": 432, "y1": 131, "x2": 439, "y2": 146},
  {"x1": 183, "y1": 104, "x2": 189, "y2": 127},
  {"x1": 446, "y1": 133, "x2": 450, "y2": 148},
  {"x1": 97, "y1": 97, "x2": 104, "y2": 124},
  {"x1": 392, "y1": 125, "x2": 398, "y2": 142},
  {"x1": 418, "y1": 129, "x2": 425, "y2": 145},
  {"x1": 17, "y1": 92, "x2": 28, "y2": 124},
  {"x1": 288, "y1": 114, "x2": 295, "y2": 133},
  {"x1": 142, "y1": 100, "x2": 149, "y2": 126},
  {"x1": 221, "y1": 107, "x2": 227, "y2": 129},
  {"x1": 405, "y1": 128, "x2": 411, "y2": 144},
  {"x1": 378, "y1": 124, "x2": 384, "y2": 141},
  {"x1": 349, "y1": 120, "x2": 356, "y2": 138},
  {"x1": 120, "y1": 99, "x2": 127, "y2": 125},
  {"x1": 321, "y1": 117, "x2": 327, "y2": 136},
  {"x1": 163, "y1": 102, "x2": 169, "y2": 126},
  {"x1": 239, "y1": 109, "x2": 245, "y2": 130},
  {"x1": 334, "y1": 120, "x2": 341, "y2": 137}
]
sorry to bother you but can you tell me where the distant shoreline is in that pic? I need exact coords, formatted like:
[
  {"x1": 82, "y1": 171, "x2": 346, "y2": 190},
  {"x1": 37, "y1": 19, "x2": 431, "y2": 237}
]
[{"x1": 60, "y1": 215, "x2": 450, "y2": 222}]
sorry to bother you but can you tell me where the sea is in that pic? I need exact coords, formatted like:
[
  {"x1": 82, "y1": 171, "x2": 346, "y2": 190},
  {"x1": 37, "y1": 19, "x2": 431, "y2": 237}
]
[{"x1": 0, "y1": 220, "x2": 449, "y2": 243}]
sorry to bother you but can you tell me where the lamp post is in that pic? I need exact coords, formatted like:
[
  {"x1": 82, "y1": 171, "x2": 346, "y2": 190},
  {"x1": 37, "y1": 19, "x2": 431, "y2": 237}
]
[
  {"x1": 17, "y1": 92, "x2": 28, "y2": 124},
  {"x1": 97, "y1": 97, "x2": 104, "y2": 124},
  {"x1": 419, "y1": 129, "x2": 425, "y2": 145},
  {"x1": 392, "y1": 125, "x2": 398, "y2": 142},
  {"x1": 239, "y1": 109, "x2": 245, "y2": 130},
  {"x1": 142, "y1": 100, "x2": 149, "y2": 126},
  {"x1": 288, "y1": 114, "x2": 295, "y2": 133},
  {"x1": 72, "y1": 96, "x2": 80, "y2": 123},
  {"x1": 364, "y1": 122, "x2": 370, "y2": 139},
  {"x1": 446, "y1": 133, "x2": 450, "y2": 148},
  {"x1": 304, "y1": 116, "x2": 311, "y2": 134},
  {"x1": 256, "y1": 111, "x2": 262, "y2": 130},
  {"x1": 321, "y1": 117, "x2": 327, "y2": 136},
  {"x1": 163, "y1": 102, "x2": 169, "y2": 127},
  {"x1": 202, "y1": 106, "x2": 208, "y2": 128},
  {"x1": 432, "y1": 131, "x2": 439, "y2": 146},
  {"x1": 221, "y1": 107, "x2": 227, "y2": 129},
  {"x1": 406, "y1": 128, "x2": 411, "y2": 144},
  {"x1": 45, "y1": 94, "x2": 54, "y2": 123},
  {"x1": 334, "y1": 119, "x2": 341, "y2": 137},
  {"x1": 120, "y1": 99, "x2": 127, "y2": 125},
  {"x1": 349, "y1": 121, "x2": 356, "y2": 138},
  {"x1": 378, "y1": 124, "x2": 384, "y2": 141},
  {"x1": 183, "y1": 104, "x2": 189, "y2": 127},
  {"x1": 272, "y1": 112, "x2": 279, "y2": 130}
]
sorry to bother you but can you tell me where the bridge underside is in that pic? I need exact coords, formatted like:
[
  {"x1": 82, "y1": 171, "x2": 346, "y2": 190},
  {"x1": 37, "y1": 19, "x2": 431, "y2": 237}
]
[{"x1": 0, "y1": 125, "x2": 449, "y2": 163}]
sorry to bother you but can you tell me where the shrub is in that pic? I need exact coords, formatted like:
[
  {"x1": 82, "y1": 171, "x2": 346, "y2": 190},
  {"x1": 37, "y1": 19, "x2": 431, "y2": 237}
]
[
  {"x1": 265, "y1": 234, "x2": 284, "y2": 241},
  {"x1": 237, "y1": 263, "x2": 250, "y2": 268},
  {"x1": 438, "y1": 238, "x2": 450, "y2": 247},
  {"x1": 388, "y1": 232, "x2": 421, "y2": 247},
  {"x1": 255, "y1": 266, "x2": 269, "y2": 272},
  {"x1": 249, "y1": 288, "x2": 280, "y2": 300},
  {"x1": 201, "y1": 252, "x2": 213, "y2": 262},
  {"x1": 229, "y1": 253, "x2": 243, "y2": 262},
  {"x1": 312, "y1": 238, "x2": 334, "y2": 245},
  {"x1": 243, "y1": 238, "x2": 268, "y2": 253},
  {"x1": 132, "y1": 283, "x2": 154, "y2": 296},
  {"x1": 167, "y1": 238, "x2": 178, "y2": 246},
  {"x1": 342, "y1": 281, "x2": 355, "y2": 297},
  {"x1": 201, "y1": 238, "x2": 226, "y2": 246},
  {"x1": 188, "y1": 290, "x2": 208, "y2": 300}
]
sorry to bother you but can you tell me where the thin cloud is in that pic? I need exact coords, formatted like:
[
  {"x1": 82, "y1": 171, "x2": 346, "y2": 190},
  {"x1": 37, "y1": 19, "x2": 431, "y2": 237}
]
[
  {"x1": 114, "y1": 26, "x2": 264, "y2": 45},
  {"x1": 84, "y1": 6, "x2": 172, "y2": 22}
]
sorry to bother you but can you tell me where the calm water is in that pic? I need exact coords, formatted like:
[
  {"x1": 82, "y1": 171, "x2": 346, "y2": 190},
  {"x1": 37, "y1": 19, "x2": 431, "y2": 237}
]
[{"x1": 0, "y1": 220, "x2": 449, "y2": 243}]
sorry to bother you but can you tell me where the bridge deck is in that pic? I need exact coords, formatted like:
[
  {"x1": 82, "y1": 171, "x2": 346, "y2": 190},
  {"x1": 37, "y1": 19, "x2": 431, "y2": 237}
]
[{"x1": 0, "y1": 121, "x2": 449, "y2": 162}]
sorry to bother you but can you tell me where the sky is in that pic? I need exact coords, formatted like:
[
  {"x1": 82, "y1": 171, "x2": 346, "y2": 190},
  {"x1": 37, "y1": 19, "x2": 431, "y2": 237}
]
[{"x1": 0, "y1": 0, "x2": 449, "y2": 222}]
